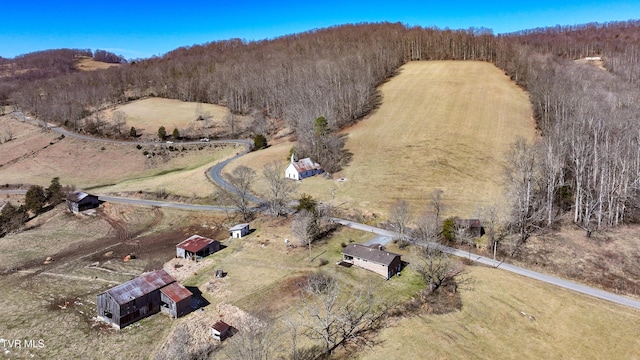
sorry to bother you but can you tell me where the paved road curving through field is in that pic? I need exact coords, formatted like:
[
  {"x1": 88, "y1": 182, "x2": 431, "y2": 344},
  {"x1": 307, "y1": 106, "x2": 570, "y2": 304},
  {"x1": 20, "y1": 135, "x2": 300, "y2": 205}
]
[{"x1": 7, "y1": 112, "x2": 640, "y2": 311}]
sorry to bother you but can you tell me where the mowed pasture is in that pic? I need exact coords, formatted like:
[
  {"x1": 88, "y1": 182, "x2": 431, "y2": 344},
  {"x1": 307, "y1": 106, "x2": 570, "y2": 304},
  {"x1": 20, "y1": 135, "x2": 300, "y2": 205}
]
[
  {"x1": 75, "y1": 56, "x2": 121, "y2": 71},
  {"x1": 358, "y1": 265, "x2": 640, "y2": 360},
  {"x1": 0, "y1": 114, "x2": 235, "y2": 196},
  {"x1": 103, "y1": 98, "x2": 249, "y2": 139},
  {"x1": 230, "y1": 61, "x2": 536, "y2": 218}
]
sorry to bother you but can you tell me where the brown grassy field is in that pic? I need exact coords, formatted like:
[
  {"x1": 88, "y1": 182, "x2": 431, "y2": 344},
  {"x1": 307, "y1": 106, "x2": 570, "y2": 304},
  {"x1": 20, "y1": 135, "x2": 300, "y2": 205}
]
[
  {"x1": 357, "y1": 265, "x2": 640, "y2": 360},
  {"x1": 75, "y1": 56, "x2": 121, "y2": 71},
  {"x1": 231, "y1": 61, "x2": 536, "y2": 218},
  {"x1": 101, "y1": 98, "x2": 250, "y2": 139},
  {"x1": 0, "y1": 113, "x2": 235, "y2": 196}
]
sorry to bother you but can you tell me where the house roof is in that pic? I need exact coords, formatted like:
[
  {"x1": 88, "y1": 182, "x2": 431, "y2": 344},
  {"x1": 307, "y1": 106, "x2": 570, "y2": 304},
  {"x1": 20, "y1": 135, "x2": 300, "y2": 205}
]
[
  {"x1": 229, "y1": 223, "x2": 249, "y2": 231},
  {"x1": 159, "y1": 282, "x2": 192, "y2": 303},
  {"x1": 176, "y1": 235, "x2": 217, "y2": 252},
  {"x1": 342, "y1": 244, "x2": 400, "y2": 266},
  {"x1": 211, "y1": 320, "x2": 231, "y2": 333},
  {"x1": 291, "y1": 158, "x2": 322, "y2": 174},
  {"x1": 105, "y1": 269, "x2": 176, "y2": 305}
]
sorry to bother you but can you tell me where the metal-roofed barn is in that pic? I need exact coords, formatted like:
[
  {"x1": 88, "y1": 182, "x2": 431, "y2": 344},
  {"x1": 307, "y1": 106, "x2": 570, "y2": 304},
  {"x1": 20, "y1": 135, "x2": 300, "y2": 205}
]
[
  {"x1": 66, "y1": 191, "x2": 101, "y2": 212},
  {"x1": 341, "y1": 244, "x2": 402, "y2": 279},
  {"x1": 211, "y1": 320, "x2": 231, "y2": 341},
  {"x1": 176, "y1": 235, "x2": 221, "y2": 260},
  {"x1": 96, "y1": 269, "x2": 192, "y2": 329}
]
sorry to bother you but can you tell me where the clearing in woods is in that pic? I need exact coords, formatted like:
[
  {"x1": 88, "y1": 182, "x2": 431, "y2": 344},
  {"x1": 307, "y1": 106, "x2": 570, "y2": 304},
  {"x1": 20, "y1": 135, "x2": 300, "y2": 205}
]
[
  {"x1": 231, "y1": 60, "x2": 536, "y2": 218},
  {"x1": 101, "y1": 98, "x2": 250, "y2": 138}
]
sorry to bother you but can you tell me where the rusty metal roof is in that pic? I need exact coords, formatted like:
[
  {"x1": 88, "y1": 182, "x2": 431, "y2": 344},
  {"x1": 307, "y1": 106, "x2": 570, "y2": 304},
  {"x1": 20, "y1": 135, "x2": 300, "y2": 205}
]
[
  {"x1": 342, "y1": 244, "x2": 401, "y2": 266},
  {"x1": 159, "y1": 282, "x2": 192, "y2": 303},
  {"x1": 176, "y1": 235, "x2": 217, "y2": 252},
  {"x1": 211, "y1": 320, "x2": 231, "y2": 333},
  {"x1": 291, "y1": 158, "x2": 322, "y2": 174},
  {"x1": 105, "y1": 269, "x2": 176, "y2": 305}
]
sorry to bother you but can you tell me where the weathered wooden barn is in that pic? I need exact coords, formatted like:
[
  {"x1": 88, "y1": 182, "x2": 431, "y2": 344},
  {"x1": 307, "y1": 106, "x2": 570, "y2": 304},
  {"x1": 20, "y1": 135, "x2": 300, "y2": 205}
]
[
  {"x1": 341, "y1": 244, "x2": 402, "y2": 280},
  {"x1": 159, "y1": 282, "x2": 193, "y2": 318},
  {"x1": 66, "y1": 191, "x2": 101, "y2": 212},
  {"x1": 176, "y1": 235, "x2": 221, "y2": 260},
  {"x1": 285, "y1": 155, "x2": 323, "y2": 181},
  {"x1": 96, "y1": 269, "x2": 192, "y2": 329},
  {"x1": 229, "y1": 223, "x2": 249, "y2": 238}
]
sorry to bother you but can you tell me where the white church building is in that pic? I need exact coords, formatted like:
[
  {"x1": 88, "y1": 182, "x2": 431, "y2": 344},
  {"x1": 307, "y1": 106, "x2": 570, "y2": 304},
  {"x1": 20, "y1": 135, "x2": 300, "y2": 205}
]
[{"x1": 285, "y1": 155, "x2": 323, "y2": 181}]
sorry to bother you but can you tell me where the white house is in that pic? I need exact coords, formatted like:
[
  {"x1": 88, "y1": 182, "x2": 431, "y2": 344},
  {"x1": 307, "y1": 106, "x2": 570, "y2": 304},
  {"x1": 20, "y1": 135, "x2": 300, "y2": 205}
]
[
  {"x1": 229, "y1": 223, "x2": 249, "y2": 238},
  {"x1": 285, "y1": 155, "x2": 323, "y2": 181}
]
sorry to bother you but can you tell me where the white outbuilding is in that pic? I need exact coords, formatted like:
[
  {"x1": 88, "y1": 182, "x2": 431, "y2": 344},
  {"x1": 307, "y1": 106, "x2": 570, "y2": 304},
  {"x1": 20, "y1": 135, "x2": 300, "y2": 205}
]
[
  {"x1": 284, "y1": 154, "x2": 323, "y2": 181},
  {"x1": 229, "y1": 223, "x2": 250, "y2": 238}
]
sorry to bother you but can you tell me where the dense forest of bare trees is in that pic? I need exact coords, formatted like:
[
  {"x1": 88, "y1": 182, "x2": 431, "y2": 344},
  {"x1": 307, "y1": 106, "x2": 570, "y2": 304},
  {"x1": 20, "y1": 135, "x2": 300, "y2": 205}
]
[{"x1": 4, "y1": 20, "x2": 640, "y2": 238}]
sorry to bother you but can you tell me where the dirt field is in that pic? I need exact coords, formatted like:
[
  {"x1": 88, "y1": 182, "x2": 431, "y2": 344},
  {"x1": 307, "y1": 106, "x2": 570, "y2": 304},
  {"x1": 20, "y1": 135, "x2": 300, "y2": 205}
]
[
  {"x1": 101, "y1": 98, "x2": 250, "y2": 139},
  {"x1": 231, "y1": 61, "x2": 536, "y2": 219}
]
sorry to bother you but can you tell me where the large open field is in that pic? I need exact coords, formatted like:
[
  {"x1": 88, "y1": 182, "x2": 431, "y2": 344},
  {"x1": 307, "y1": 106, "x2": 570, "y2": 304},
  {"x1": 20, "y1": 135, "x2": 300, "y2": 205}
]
[
  {"x1": 231, "y1": 61, "x2": 536, "y2": 218},
  {"x1": 99, "y1": 98, "x2": 250, "y2": 139}
]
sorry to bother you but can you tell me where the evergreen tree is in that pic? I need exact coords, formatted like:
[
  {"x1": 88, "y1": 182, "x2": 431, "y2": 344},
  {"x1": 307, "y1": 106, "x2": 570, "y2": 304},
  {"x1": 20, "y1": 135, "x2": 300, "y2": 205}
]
[
  {"x1": 46, "y1": 177, "x2": 63, "y2": 205},
  {"x1": 25, "y1": 185, "x2": 46, "y2": 214},
  {"x1": 158, "y1": 126, "x2": 167, "y2": 140},
  {"x1": 253, "y1": 134, "x2": 267, "y2": 150}
]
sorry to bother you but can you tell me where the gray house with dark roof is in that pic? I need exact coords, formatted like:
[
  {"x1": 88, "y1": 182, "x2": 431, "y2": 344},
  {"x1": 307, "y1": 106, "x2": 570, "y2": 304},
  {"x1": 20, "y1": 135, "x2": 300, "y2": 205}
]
[
  {"x1": 96, "y1": 269, "x2": 192, "y2": 329},
  {"x1": 341, "y1": 244, "x2": 402, "y2": 279}
]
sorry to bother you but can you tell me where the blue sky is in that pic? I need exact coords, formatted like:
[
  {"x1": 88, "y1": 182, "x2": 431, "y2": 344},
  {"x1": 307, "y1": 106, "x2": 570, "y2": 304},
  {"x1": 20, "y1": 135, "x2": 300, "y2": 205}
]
[{"x1": 1, "y1": 0, "x2": 639, "y2": 59}]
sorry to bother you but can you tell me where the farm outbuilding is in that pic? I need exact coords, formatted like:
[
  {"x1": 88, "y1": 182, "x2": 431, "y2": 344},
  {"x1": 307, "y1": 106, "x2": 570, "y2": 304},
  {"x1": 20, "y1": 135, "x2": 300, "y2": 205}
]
[
  {"x1": 96, "y1": 269, "x2": 192, "y2": 329},
  {"x1": 176, "y1": 235, "x2": 221, "y2": 260},
  {"x1": 341, "y1": 244, "x2": 402, "y2": 280},
  {"x1": 211, "y1": 320, "x2": 231, "y2": 341},
  {"x1": 159, "y1": 282, "x2": 193, "y2": 318},
  {"x1": 285, "y1": 155, "x2": 323, "y2": 181},
  {"x1": 454, "y1": 218, "x2": 485, "y2": 238},
  {"x1": 66, "y1": 191, "x2": 101, "y2": 212},
  {"x1": 229, "y1": 223, "x2": 249, "y2": 238}
]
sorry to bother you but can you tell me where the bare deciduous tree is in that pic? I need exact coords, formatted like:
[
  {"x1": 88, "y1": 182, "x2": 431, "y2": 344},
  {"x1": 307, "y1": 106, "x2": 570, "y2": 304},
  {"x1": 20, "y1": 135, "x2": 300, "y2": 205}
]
[
  {"x1": 388, "y1": 200, "x2": 411, "y2": 241},
  {"x1": 220, "y1": 166, "x2": 257, "y2": 221},
  {"x1": 263, "y1": 161, "x2": 296, "y2": 216},
  {"x1": 291, "y1": 209, "x2": 318, "y2": 261},
  {"x1": 298, "y1": 273, "x2": 381, "y2": 356},
  {"x1": 412, "y1": 244, "x2": 466, "y2": 293}
]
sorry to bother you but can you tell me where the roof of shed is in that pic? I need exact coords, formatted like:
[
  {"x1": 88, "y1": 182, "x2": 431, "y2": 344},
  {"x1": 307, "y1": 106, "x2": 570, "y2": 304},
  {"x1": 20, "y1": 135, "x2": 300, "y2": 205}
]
[
  {"x1": 105, "y1": 269, "x2": 176, "y2": 305},
  {"x1": 159, "y1": 282, "x2": 192, "y2": 303},
  {"x1": 176, "y1": 235, "x2": 217, "y2": 252},
  {"x1": 342, "y1": 244, "x2": 400, "y2": 266},
  {"x1": 291, "y1": 158, "x2": 322, "y2": 173},
  {"x1": 211, "y1": 320, "x2": 231, "y2": 333},
  {"x1": 229, "y1": 223, "x2": 249, "y2": 231}
]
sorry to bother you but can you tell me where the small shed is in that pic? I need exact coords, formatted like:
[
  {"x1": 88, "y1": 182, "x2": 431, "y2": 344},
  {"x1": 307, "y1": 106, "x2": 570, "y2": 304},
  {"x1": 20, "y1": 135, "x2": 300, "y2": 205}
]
[
  {"x1": 176, "y1": 235, "x2": 221, "y2": 260},
  {"x1": 211, "y1": 320, "x2": 231, "y2": 341},
  {"x1": 159, "y1": 282, "x2": 193, "y2": 318},
  {"x1": 229, "y1": 223, "x2": 249, "y2": 238},
  {"x1": 66, "y1": 191, "x2": 101, "y2": 212}
]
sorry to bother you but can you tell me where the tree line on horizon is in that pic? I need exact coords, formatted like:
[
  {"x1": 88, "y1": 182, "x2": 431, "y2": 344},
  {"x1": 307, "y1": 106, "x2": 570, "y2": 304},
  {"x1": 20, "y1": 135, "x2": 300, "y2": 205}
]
[{"x1": 3, "y1": 20, "x2": 640, "y2": 243}]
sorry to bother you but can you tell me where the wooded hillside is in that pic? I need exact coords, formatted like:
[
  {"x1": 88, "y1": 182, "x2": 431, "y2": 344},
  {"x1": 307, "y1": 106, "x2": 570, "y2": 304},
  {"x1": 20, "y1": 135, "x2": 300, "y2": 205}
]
[{"x1": 4, "y1": 20, "x2": 640, "y2": 238}]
